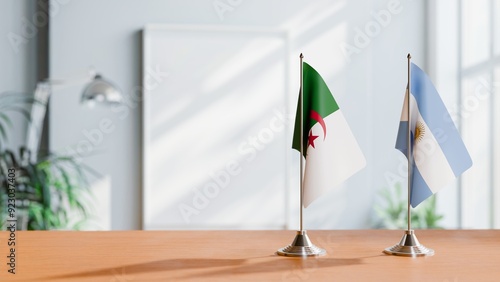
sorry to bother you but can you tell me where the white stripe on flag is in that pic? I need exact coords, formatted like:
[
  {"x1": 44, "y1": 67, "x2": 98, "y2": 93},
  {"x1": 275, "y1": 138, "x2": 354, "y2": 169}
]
[
  {"x1": 303, "y1": 110, "x2": 366, "y2": 207},
  {"x1": 411, "y1": 95, "x2": 456, "y2": 193},
  {"x1": 399, "y1": 88, "x2": 409, "y2": 122}
]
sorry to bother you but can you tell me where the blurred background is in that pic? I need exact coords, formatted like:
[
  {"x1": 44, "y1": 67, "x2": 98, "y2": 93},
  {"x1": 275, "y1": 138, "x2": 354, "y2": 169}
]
[{"x1": 0, "y1": 0, "x2": 498, "y2": 230}]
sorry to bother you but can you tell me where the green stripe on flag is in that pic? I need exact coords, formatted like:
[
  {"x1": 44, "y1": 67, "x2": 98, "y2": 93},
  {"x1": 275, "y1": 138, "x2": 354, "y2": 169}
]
[{"x1": 292, "y1": 62, "x2": 339, "y2": 155}]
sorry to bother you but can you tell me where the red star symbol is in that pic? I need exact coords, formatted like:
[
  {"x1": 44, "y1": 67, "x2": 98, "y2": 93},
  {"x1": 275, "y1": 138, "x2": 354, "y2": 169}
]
[{"x1": 307, "y1": 130, "x2": 319, "y2": 148}]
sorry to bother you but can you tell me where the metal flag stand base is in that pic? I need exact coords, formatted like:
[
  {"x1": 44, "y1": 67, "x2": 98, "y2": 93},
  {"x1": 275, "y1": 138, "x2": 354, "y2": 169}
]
[
  {"x1": 277, "y1": 230, "x2": 326, "y2": 257},
  {"x1": 383, "y1": 230, "x2": 434, "y2": 257}
]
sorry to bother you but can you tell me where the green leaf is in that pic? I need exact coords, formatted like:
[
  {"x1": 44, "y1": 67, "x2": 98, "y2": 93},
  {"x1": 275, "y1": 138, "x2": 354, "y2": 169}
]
[
  {"x1": 2, "y1": 106, "x2": 32, "y2": 122},
  {"x1": 1, "y1": 145, "x2": 95, "y2": 230}
]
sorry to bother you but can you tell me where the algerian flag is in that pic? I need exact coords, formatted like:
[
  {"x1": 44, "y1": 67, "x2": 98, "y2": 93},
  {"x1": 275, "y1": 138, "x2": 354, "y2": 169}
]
[{"x1": 292, "y1": 62, "x2": 366, "y2": 208}]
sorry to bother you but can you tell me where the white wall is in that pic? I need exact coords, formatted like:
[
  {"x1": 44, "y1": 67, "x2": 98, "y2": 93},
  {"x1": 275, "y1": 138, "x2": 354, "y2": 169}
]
[
  {"x1": 49, "y1": 0, "x2": 426, "y2": 230},
  {"x1": 0, "y1": 0, "x2": 38, "y2": 150}
]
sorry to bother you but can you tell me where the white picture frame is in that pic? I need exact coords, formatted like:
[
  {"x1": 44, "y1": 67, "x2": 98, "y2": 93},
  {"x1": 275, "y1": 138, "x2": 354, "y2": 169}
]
[{"x1": 142, "y1": 24, "x2": 291, "y2": 230}]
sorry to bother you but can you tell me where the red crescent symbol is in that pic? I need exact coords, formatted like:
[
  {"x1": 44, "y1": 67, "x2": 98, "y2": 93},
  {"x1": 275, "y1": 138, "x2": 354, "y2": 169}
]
[{"x1": 310, "y1": 110, "x2": 326, "y2": 140}]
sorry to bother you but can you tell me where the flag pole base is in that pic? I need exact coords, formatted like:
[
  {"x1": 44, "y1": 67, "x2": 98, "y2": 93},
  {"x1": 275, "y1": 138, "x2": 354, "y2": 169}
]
[
  {"x1": 277, "y1": 230, "x2": 326, "y2": 257},
  {"x1": 383, "y1": 230, "x2": 434, "y2": 257}
]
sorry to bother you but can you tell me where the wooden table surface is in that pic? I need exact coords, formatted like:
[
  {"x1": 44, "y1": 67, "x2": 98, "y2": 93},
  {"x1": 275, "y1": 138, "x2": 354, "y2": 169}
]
[{"x1": 0, "y1": 230, "x2": 499, "y2": 281}]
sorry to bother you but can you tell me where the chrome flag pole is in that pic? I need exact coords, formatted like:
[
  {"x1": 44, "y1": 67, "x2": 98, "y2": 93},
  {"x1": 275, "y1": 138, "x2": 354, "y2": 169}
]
[
  {"x1": 277, "y1": 53, "x2": 326, "y2": 257},
  {"x1": 383, "y1": 54, "x2": 434, "y2": 257}
]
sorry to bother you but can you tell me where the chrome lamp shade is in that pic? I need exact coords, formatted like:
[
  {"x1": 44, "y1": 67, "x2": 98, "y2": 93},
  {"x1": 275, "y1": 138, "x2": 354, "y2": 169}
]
[{"x1": 81, "y1": 74, "x2": 122, "y2": 105}]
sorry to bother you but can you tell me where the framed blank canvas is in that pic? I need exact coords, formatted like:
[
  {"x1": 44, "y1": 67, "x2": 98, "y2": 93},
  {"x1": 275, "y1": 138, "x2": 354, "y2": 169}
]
[{"x1": 142, "y1": 25, "x2": 291, "y2": 229}]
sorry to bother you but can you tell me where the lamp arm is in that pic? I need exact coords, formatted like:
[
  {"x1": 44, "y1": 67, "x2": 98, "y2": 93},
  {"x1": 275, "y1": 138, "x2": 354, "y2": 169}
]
[
  {"x1": 44, "y1": 68, "x2": 97, "y2": 89},
  {"x1": 25, "y1": 68, "x2": 120, "y2": 160},
  {"x1": 25, "y1": 82, "x2": 51, "y2": 162}
]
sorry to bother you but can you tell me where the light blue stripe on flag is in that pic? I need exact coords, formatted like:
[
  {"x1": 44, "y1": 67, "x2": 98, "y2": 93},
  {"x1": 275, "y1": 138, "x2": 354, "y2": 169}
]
[
  {"x1": 410, "y1": 63, "x2": 472, "y2": 176},
  {"x1": 395, "y1": 121, "x2": 408, "y2": 157}
]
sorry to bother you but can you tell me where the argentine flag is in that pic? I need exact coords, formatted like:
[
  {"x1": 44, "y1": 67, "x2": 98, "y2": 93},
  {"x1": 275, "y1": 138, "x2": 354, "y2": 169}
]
[{"x1": 396, "y1": 63, "x2": 472, "y2": 207}]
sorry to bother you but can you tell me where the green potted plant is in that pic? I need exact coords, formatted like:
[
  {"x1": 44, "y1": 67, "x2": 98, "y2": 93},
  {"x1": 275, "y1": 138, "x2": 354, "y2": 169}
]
[{"x1": 0, "y1": 92, "x2": 94, "y2": 230}]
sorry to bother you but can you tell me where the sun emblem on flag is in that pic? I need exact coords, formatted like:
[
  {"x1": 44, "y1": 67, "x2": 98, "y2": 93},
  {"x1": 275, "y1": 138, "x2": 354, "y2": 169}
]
[{"x1": 414, "y1": 121, "x2": 425, "y2": 143}]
